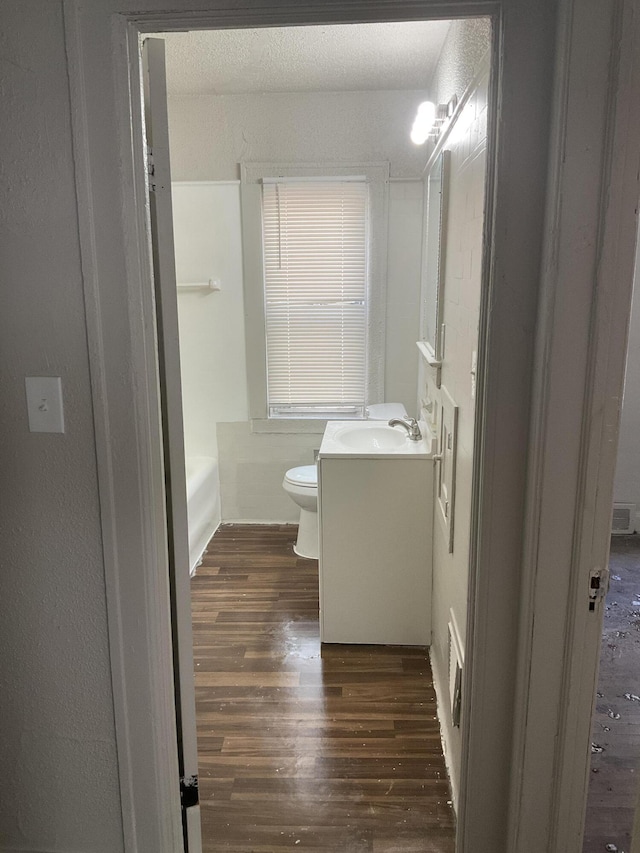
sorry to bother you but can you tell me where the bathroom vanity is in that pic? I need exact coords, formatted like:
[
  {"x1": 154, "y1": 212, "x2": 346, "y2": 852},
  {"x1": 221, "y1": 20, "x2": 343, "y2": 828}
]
[{"x1": 317, "y1": 421, "x2": 435, "y2": 645}]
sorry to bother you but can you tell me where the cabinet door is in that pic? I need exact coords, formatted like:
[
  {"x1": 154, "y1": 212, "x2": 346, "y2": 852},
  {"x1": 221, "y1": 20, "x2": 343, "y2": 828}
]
[{"x1": 319, "y1": 457, "x2": 432, "y2": 645}]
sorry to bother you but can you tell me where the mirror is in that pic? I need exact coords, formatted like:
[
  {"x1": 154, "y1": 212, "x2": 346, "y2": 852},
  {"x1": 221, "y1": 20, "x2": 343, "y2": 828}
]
[{"x1": 420, "y1": 149, "x2": 450, "y2": 362}]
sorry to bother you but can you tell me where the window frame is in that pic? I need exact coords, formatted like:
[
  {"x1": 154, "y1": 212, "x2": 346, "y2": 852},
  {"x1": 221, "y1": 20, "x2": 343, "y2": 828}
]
[{"x1": 240, "y1": 161, "x2": 389, "y2": 432}]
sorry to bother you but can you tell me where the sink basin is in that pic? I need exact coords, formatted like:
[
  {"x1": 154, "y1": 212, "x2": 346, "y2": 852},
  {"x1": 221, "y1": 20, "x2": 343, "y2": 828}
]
[
  {"x1": 334, "y1": 425, "x2": 407, "y2": 451},
  {"x1": 320, "y1": 419, "x2": 435, "y2": 458}
]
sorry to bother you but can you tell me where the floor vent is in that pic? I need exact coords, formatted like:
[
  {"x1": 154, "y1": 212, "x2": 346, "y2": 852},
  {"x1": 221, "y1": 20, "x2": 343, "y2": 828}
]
[
  {"x1": 448, "y1": 612, "x2": 464, "y2": 728},
  {"x1": 612, "y1": 503, "x2": 635, "y2": 535}
]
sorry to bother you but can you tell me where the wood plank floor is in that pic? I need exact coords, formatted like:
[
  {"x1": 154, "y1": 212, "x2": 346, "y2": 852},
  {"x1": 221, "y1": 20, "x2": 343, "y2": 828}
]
[
  {"x1": 583, "y1": 535, "x2": 640, "y2": 853},
  {"x1": 191, "y1": 524, "x2": 455, "y2": 852}
]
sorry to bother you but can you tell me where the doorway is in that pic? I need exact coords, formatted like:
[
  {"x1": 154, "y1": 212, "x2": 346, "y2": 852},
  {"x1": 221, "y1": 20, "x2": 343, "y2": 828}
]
[
  {"x1": 582, "y1": 236, "x2": 640, "y2": 853},
  {"x1": 148, "y1": 18, "x2": 493, "y2": 850},
  {"x1": 67, "y1": 0, "x2": 585, "y2": 849}
]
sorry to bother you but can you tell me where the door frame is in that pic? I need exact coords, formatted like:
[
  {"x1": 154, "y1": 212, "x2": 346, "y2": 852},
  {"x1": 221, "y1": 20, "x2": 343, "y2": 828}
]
[
  {"x1": 141, "y1": 37, "x2": 203, "y2": 851},
  {"x1": 508, "y1": 1, "x2": 640, "y2": 849},
  {"x1": 61, "y1": 0, "x2": 637, "y2": 851}
]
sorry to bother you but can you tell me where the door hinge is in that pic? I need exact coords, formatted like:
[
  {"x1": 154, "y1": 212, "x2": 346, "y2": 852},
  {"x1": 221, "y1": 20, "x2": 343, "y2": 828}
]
[
  {"x1": 588, "y1": 567, "x2": 609, "y2": 611},
  {"x1": 180, "y1": 775, "x2": 199, "y2": 809},
  {"x1": 147, "y1": 146, "x2": 156, "y2": 191}
]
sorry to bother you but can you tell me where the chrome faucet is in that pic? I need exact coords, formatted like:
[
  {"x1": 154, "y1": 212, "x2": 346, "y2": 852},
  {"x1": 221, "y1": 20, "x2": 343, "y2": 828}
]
[{"x1": 388, "y1": 417, "x2": 422, "y2": 441}]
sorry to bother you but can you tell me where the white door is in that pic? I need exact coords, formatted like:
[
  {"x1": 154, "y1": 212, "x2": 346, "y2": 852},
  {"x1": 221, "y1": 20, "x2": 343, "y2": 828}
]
[{"x1": 142, "y1": 37, "x2": 202, "y2": 853}]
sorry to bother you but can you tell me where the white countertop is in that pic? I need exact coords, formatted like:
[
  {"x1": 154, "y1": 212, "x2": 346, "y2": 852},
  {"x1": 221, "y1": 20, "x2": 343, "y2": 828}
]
[{"x1": 318, "y1": 419, "x2": 437, "y2": 459}]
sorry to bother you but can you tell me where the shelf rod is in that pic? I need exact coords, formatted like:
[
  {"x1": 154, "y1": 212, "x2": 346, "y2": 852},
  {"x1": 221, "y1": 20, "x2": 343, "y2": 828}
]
[{"x1": 176, "y1": 278, "x2": 220, "y2": 292}]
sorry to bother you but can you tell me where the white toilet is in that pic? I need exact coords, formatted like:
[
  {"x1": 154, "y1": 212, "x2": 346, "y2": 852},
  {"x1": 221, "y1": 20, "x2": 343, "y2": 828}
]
[
  {"x1": 282, "y1": 403, "x2": 408, "y2": 559},
  {"x1": 282, "y1": 465, "x2": 319, "y2": 559}
]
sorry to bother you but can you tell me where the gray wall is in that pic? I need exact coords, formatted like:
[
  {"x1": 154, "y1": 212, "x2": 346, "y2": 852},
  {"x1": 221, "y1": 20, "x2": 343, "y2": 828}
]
[{"x1": 0, "y1": 2, "x2": 123, "y2": 851}]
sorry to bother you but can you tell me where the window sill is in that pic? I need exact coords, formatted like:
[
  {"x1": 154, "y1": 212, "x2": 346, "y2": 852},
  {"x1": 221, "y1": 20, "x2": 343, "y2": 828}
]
[{"x1": 416, "y1": 341, "x2": 441, "y2": 367}]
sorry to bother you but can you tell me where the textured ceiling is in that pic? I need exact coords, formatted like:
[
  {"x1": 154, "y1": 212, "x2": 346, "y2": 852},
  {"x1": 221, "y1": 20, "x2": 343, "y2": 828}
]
[{"x1": 157, "y1": 22, "x2": 451, "y2": 96}]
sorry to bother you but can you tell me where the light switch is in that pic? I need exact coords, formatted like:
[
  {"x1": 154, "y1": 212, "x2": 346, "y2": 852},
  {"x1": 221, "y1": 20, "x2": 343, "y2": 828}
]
[{"x1": 25, "y1": 376, "x2": 65, "y2": 433}]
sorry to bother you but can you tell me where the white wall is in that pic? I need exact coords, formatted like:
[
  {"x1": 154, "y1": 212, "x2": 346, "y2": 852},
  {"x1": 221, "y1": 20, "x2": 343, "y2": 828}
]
[
  {"x1": 430, "y1": 17, "x2": 492, "y2": 108},
  {"x1": 173, "y1": 182, "x2": 249, "y2": 459},
  {"x1": 217, "y1": 423, "x2": 321, "y2": 521},
  {"x1": 419, "y1": 60, "x2": 489, "y2": 807},
  {"x1": 613, "y1": 237, "x2": 640, "y2": 530},
  {"x1": 168, "y1": 90, "x2": 433, "y2": 181},
  {"x1": 167, "y1": 90, "x2": 425, "y2": 521},
  {"x1": 0, "y1": 2, "x2": 123, "y2": 850}
]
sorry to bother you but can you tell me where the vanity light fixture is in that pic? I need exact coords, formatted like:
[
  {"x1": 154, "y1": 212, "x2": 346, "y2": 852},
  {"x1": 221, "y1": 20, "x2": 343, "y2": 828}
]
[
  {"x1": 410, "y1": 101, "x2": 437, "y2": 145},
  {"x1": 410, "y1": 97, "x2": 457, "y2": 146}
]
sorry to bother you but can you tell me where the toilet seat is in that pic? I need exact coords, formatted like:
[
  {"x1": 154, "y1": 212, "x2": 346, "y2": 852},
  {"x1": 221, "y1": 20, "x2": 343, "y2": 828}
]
[{"x1": 284, "y1": 465, "x2": 317, "y2": 488}]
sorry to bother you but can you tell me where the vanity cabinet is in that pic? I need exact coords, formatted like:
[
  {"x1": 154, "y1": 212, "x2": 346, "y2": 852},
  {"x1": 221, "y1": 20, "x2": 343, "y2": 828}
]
[{"x1": 317, "y1": 457, "x2": 433, "y2": 645}]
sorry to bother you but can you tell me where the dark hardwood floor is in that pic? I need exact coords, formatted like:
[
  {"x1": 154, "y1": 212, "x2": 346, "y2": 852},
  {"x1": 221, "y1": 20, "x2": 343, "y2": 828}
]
[
  {"x1": 584, "y1": 535, "x2": 640, "y2": 853},
  {"x1": 191, "y1": 523, "x2": 455, "y2": 852}
]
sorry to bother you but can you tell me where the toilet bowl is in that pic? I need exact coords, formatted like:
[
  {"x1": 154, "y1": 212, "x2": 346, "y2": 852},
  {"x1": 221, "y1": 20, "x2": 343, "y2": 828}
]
[
  {"x1": 282, "y1": 403, "x2": 409, "y2": 560},
  {"x1": 282, "y1": 465, "x2": 319, "y2": 559}
]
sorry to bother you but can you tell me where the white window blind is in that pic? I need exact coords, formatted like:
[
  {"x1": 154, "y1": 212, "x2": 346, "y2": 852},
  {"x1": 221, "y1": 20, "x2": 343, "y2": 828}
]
[{"x1": 262, "y1": 179, "x2": 368, "y2": 417}]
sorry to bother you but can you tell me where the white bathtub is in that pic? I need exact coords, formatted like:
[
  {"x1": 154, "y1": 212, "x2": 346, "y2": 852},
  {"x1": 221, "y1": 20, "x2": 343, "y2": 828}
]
[{"x1": 185, "y1": 456, "x2": 220, "y2": 576}]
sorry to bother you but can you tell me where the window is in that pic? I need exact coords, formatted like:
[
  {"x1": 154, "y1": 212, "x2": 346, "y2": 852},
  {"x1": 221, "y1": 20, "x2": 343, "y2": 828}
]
[
  {"x1": 241, "y1": 163, "x2": 388, "y2": 428},
  {"x1": 262, "y1": 179, "x2": 368, "y2": 418}
]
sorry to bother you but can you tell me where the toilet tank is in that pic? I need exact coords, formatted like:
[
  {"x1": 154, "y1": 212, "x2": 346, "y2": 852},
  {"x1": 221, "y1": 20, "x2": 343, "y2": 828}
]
[{"x1": 365, "y1": 402, "x2": 408, "y2": 420}]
